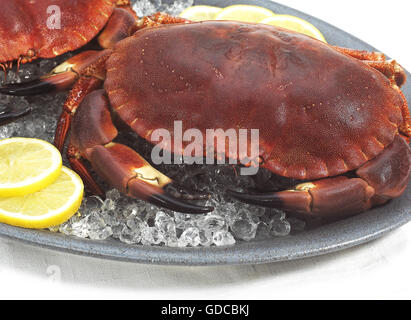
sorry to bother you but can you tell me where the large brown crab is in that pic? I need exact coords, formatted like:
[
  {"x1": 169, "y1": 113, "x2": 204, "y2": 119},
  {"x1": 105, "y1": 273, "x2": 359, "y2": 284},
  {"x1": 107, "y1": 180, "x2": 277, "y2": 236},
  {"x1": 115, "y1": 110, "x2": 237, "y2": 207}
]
[{"x1": 2, "y1": 12, "x2": 411, "y2": 220}]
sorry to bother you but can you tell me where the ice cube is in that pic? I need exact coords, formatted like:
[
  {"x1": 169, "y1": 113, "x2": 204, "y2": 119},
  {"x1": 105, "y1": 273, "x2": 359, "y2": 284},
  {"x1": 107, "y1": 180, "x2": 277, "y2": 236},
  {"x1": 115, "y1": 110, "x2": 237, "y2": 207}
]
[
  {"x1": 141, "y1": 226, "x2": 163, "y2": 245},
  {"x1": 119, "y1": 225, "x2": 141, "y2": 244},
  {"x1": 212, "y1": 230, "x2": 236, "y2": 246},
  {"x1": 197, "y1": 214, "x2": 227, "y2": 233},
  {"x1": 86, "y1": 212, "x2": 113, "y2": 240},
  {"x1": 178, "y1": 227, "x2": 201, "y2": 247},
  {"x1": 198, "y1": 229, "x2": 213, "y2": 247},
  {"x1": 132, "y1": 0, "x2": 160, "y2": 16},
  {"x1": 230, "y1": 217, "x2": 258, "y2": 241},
  {"x1": 269, "y1": 212, "x2": 292, "y2": 237},
  {"x1": 155, "y1": 211, "x2": 177, "y2": 238}
]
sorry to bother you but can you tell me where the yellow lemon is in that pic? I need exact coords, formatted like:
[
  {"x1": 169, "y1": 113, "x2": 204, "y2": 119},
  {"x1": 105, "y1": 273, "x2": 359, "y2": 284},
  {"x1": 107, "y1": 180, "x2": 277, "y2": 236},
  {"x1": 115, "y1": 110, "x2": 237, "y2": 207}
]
[
  {"x1": 179, "y1": 5, "x2": 222, "y2": 21},
  {"x1": 214, "y1": 5, "x2": 275, "y2": 23},
  {"x1": 0, "y1": 138, "x2": 62, "y2": 197},
  {"x1": 260, "y1": 15, "x2": 327, "y2": 42},
  {"x1": 0, "y1": 166, "x2": 84, "y2": 229}
]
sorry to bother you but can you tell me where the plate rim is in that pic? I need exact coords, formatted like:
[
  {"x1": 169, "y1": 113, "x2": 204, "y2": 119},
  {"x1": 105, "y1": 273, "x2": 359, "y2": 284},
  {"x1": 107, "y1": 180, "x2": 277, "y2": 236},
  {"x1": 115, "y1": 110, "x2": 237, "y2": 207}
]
[{"x1": 0, "y1": 204, "x2": 410, "y2": 266}]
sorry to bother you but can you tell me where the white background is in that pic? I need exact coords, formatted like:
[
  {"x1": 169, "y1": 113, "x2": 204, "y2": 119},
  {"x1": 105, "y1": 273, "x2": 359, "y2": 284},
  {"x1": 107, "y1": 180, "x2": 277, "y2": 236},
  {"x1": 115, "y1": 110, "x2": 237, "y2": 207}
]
[{"x1": 0, "y1": 0, "x2": 410, "y2": 300}]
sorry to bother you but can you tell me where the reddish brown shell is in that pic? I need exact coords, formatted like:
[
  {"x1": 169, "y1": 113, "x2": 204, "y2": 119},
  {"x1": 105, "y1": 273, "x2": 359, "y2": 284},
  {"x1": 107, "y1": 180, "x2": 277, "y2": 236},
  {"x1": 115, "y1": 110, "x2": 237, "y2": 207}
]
[
  {"x1": 104, "y1": 21, "x2": 404, "y2": 180},
  {"x1": 0, "y1": 0, "x2": 116, "y2": 63}
]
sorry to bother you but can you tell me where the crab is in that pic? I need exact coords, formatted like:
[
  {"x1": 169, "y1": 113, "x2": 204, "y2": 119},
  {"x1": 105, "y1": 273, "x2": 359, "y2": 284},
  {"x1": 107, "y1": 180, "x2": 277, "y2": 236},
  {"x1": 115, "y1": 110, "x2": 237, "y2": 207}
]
[
  {"x1": 0, "y1": 0, "x2": 134, "y2": 71},
  {"x1": 1, "y1": 13, "x2": 411, "y2": 220},
  {"x1": 0, "y1": 0, "x2": 134, "y2": 123}
]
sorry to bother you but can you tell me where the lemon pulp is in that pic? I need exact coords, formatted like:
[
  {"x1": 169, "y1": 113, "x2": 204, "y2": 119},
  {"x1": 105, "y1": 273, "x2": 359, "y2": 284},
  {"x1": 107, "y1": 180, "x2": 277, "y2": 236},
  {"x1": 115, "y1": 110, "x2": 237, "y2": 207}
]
[
  {"x1": 214, "y1": 5, "x2": 275, "y2": 23},
  {"x1": 259, "y1": 15, "x2": 327, "y2": 42},
  {"x1": 179, "y1": 5, "x2": 222, "y2": 21},
  {"x1": 0, "y1": 138, "x2": 62, "y2": 197}
]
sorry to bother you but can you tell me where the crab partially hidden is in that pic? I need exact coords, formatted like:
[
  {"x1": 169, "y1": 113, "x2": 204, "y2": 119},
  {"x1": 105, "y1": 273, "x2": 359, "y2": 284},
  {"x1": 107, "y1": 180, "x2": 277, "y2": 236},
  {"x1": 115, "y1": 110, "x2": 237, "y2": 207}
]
[
  {"x1": 1, "y1": 12, "x2": 411, "y2": 220},
  {"x1": 0, "y1": 0, "x2": 134, "y2": 122},
  {"x1": 0, "y1": 0, "x2": 134, "y2": 70}
]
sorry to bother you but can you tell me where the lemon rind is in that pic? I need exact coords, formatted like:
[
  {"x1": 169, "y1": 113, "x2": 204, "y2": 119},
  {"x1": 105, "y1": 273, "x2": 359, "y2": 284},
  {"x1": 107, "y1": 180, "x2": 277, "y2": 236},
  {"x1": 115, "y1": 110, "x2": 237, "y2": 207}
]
[{"x1": 0, "y1": 167, "x2": 84, "y2": 229}]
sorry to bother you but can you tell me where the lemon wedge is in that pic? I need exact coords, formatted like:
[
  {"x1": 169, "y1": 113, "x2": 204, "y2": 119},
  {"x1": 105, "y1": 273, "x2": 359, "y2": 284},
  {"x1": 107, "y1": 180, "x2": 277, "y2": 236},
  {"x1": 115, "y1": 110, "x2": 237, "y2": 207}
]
[
  {"x1": 179, "y1": 5, "x2": 222, "y2": 21},
  {"x1": 0, "y1": 166, "x2": 84, "y2": 229},
  {"x1": 214, "y1": 5, "x2": 275, "y2": 23},
  {"x1": 0, "y1": 138, "x2": 62, "y2": 197},
  {"x1": 260, "y1": 15, "x2": 327, "y2": 42}
]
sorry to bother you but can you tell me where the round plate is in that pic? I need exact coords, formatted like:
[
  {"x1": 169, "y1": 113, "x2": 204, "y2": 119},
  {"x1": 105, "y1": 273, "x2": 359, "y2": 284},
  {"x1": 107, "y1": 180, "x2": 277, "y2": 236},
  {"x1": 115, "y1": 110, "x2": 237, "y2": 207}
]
[{"x1": 0, "y1": 0, "x2": 410, "y2": 265}]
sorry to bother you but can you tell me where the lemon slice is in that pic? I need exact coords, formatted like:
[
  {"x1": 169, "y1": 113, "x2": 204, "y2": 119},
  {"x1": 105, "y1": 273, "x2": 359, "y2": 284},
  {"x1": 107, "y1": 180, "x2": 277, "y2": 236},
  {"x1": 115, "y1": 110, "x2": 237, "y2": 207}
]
[
  {"x1": 0, "y1": 166, "x2": 84, "y2": 229},
  {"x1": 260, "y1": 15, "x2": 327, "y2": 42},
  {"x1": 179, "y1": 5, "x2": 222, "y2": 21},
  {"x1": 214, "y1": 5, "x2": 275, "y2": 23},
  {"x1": 0, "y1": 138, "x2": 62, "y2": 197}
]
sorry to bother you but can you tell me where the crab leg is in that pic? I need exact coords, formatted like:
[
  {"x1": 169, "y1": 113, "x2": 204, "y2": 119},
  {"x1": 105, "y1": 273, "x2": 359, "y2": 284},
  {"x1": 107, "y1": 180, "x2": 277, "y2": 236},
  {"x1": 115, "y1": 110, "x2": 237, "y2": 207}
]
[
  {"x1": 0, "y1": 106, "x2": 32, "y2": 126},
  {"x1": 67, "y1": 144, "x2": 105, "y2": 197},
  {"x1": 230, "y1": 135, "x2": 411, "y2": 220},
  {"x1": 70, "y1": 90, "x2": 212, "y2": 214},
  {"x1": 397, "y1": 90, "x2": 411, "y2": 138},
  {"x1": 333, "y1": 46, "x2": 386, "y2": 61},
  {"x1": 332, "y1": 46, "x2": 406, "y2": 87},
  {"x1": 98, "y1": 8, "x2": 139, "y2": 49},
  {"x1": 52, "y1": 51, "x2": 112, "y2": 151},
  {"x1": 363, "y1": 60, "x2": 406, "y2": 87},
  {"x1": 135, "y1": 12, "x2": 191, "y2": 31},
  {"x1": 54, "y1": 76, "x2": 103, "y2": 151}
]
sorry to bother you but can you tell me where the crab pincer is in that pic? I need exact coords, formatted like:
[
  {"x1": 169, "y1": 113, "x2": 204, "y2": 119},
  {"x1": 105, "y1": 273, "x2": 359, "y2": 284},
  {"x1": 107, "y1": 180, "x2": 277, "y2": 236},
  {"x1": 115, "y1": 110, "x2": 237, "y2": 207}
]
[
  {"x1": 68, "y1": 90, "x2": 213, "y2": 214},
  {"x1": 230, "y1": 95, "x2": 411, "y2": 220},
  {"x1": 229, "y1": 135, "x2": 411, "y2": 220}
]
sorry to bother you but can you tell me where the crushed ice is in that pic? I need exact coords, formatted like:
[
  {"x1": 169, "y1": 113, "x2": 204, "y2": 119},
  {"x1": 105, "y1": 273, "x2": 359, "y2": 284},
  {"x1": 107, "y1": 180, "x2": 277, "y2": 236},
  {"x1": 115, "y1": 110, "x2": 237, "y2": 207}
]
[
  {"x1": 0, "y1": 0, "x2": 306, "y2": 247},
  {"x1": 132, "y1": 0, "x2": 194, "y2": 17}
]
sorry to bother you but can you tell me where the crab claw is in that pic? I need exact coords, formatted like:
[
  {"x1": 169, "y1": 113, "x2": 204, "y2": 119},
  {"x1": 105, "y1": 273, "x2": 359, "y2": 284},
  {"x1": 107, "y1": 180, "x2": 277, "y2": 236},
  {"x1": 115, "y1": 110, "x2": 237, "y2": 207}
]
[
  {"x1": 227, "y1": 189, "x2": 312, "y2": 213},
  {"x1": 0, "y1": 73, "x2": 74, "y2": 96},
  {"x1": 230, "y1": 135, "x2": 411, "y2": 220},
  {"x1": 149, "y1": 192, "x2": 213, "y2": 214},
  {"x1": 151, "y1": 183, "x2": 212, "y2": 213},
  {"x1": 164, "y1": 183, "x2": 211, "y2": 201},
  {"x1": 0, "y1": 50, "x2": 107, "y2": 96},
  {"x1": 0, "y1": 106, "x2": 32, "y2": 125},
  {"x1": 228, "y1": 176, "x2": 375, "y2": 220},
  {"x1": 87, "y1": 143, "x2": 214, "y2": 214},
  {"x1": 67, "y1": 89, "x2": 213, "y2": 214}
]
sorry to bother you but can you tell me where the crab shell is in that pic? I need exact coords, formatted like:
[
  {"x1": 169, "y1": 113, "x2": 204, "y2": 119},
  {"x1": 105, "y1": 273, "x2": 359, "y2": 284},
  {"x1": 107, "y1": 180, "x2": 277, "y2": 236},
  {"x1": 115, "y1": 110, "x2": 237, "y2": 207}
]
[
  {"x1": 103, "y1": 21, "x2": 405, "y2": 181},
  {"x1": 0, "y1": 0, "x2": 118, "y2": 63}
]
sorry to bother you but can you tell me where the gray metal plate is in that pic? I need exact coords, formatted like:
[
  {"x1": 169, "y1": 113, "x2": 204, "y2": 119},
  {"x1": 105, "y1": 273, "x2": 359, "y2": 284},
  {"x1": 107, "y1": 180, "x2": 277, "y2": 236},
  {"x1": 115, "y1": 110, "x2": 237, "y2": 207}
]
[{"x1": 0, "y1": 0, "x2": 410, "y2": 265}]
